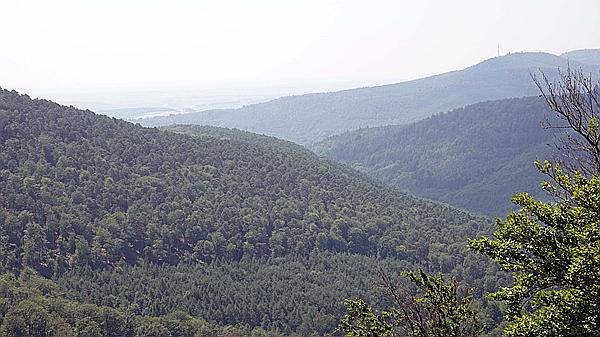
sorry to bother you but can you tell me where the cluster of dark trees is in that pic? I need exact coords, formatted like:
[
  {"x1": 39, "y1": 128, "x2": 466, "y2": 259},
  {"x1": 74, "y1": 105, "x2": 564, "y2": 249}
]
[
  {"x1": 55, "y1": 253, "x2": 503, "y2": 336},
  {"x1": 0, "y1": 269, "x2": 292, "y2": 337},
  {"x1": 313, "y1": 96, "x2": 559, "y2": 215},
  {"x1": 0, "y1": 88, "x2": 488, "y2": 277},
  {"x1": 0, "y1": 88, "x2": 506, "y2": 336}
]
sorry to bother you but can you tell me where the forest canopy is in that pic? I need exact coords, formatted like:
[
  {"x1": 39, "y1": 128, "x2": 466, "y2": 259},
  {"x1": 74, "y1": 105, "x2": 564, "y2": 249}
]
[
  {"x1": 0, "y1": 88, "x2": 504, "y2": 336},
  {"x1": 313, "y1": 96, "x2": 558, "y2": 216}
]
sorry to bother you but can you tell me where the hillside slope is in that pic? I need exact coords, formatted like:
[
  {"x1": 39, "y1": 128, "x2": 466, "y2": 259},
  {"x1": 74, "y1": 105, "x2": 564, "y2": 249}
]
[
  {"x1": 0, "y1": 88, "x2": 503, "y2": 335},
  {"x1": 313, "y1": 96, "x2": 559, "y2": 216},
  {"x1": 561, "y1": 48, "x2": 600, "y2": 65},
  {"x1": 140, "y1": 51, "x2": 597, "y2": 144}
]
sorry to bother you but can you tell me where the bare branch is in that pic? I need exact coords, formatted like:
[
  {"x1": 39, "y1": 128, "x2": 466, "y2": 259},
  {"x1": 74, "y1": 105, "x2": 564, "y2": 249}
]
[{"x1": 533, "y1": 67, "x2": 600, "y2": 177}]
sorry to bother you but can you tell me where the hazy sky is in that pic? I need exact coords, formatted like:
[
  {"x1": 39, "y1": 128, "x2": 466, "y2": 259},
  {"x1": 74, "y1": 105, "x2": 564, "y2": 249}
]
[{"x1": 2, "y1": 0, "x2": 599, "y2": 95}]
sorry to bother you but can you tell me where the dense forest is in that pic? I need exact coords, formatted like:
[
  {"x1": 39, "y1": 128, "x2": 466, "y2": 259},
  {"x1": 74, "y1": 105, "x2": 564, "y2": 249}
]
[
  {"x1": 0, "y1": 269, "x2": 295, "y2": 337},
  {"x1": 140, "y1": 51, "x2": 598, "y2": 144},
  {"x1": 57, "y1": 253, "x2": 498, "y2": 335},
  {"x1": 313, "y1": 96, "x2": 560, "y2": 215},
  {"x1": 0, "y1": 89, "x2": 506, "y2": 335},
  {"x1": 334, "y1": 67, "x2": 600, "y2": 337},
  {"x1": 0, "y1": 88, "x2": 489, "y2": 271}
]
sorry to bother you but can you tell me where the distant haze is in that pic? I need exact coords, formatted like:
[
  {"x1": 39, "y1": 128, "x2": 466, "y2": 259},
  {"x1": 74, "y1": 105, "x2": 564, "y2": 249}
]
[{"x1": 2, "y1": 0, "x2": 599, "y2": 104}]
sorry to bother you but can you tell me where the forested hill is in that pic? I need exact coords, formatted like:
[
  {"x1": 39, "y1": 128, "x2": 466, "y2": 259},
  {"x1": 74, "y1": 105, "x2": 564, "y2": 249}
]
[
  {"x1": 0, "y1": 88, "x2": 508, "y2": 335},
  {"x1": 313, "y1": 96, "x2": 559, "y2": 216},
  {"x1": 0, "y1": 87, "x2": 489, "y2": 273},
  {"x1": 139, "y1": 51, "x2": 598, "y2": 145}
]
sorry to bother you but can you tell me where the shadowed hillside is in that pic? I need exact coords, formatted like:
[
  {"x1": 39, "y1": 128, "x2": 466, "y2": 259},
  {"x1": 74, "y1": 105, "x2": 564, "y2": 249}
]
[{"x1": 313, "y1": 96, "x2": 560, "y2": 215}]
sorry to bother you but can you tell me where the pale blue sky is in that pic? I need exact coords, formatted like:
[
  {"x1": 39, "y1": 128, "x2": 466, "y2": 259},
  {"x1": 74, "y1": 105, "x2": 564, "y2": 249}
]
[{"x1": 2, "y1": 0, "x2": 599, "y2": 95}]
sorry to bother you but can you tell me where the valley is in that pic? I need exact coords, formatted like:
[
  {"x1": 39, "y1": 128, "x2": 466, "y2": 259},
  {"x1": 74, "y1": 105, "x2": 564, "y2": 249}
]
[{"x1": 1, "y1": 5, "x2": 598, "y2": 332}]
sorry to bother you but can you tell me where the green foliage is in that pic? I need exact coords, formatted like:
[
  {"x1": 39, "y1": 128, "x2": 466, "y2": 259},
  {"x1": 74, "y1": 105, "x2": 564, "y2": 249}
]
[
  {"x1": 314, "y1": 96, "x2": 558, "y2": 215},
  {"x1": 75, "y1": 317, "x2": 103, "y2": 337},
  {"x1": 339, "y1": 270, "x2": 481, "y2": 337},
  {"x1": 0, "y1": 88, "x2": 506, "y2": 335},
  {"x1": 134, "y1": 320, "x2": 172, "y2": 337},
  {"x1": 469, "y1": 162, "x2": 600, "y2": 336},
  {"x1": 0, "y1": 271, "x2": 294, "y2": 337},
  {"x1": 339, "y1": 299, "x2": 394, "y2": 337},
  {"x1": 55, "y1": 254, "x2": 436, "y2": 336},
  {"x1": 403, "y1": 270, "x2": 481, "y2": 337},
  {"x1": 0, "y1": 88, "x2": 487, "y2": 276}
]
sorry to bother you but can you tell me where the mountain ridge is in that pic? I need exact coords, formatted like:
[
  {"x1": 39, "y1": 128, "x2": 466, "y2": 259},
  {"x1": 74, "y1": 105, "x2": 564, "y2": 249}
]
[
  {"x1": 0, "y1": 87, "x2": 506, "y2": 334},
  {"x1": 312, "y1": 95, "x2": 560, "y2": 215},
  {"x1": 561, "y1": 48, "x2": 600, "y2": 65},
  {"x1": 139, "y1": 50, "x2": 599, "y2": 145},
  {"x1": 0, "y1": 87, "x2": 495, "y2": 269}
]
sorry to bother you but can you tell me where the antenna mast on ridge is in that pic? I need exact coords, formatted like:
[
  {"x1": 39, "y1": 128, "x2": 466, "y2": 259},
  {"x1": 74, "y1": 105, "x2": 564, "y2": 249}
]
[{"x1": 497, "y1": 42, "x2": 500, "y2": 57}]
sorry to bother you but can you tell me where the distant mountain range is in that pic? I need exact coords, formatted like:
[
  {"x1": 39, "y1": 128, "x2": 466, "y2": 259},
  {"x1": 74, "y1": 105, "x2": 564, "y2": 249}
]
[
  {"x1": 139, "y1": 49, "x2": 600, "y2": 145},
  {"x1": 313, "y1": 96, "x2": 561, "y2": 216},
  {"x1": 561, "y1": 49, "x2": 600, "y2": 65}
]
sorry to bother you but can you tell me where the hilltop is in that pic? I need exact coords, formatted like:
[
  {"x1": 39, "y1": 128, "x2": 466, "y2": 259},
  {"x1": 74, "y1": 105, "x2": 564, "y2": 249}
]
[
  {"x1": 139, "y1": 50, "x2": 598, "y2": 145},
  {"x1": 561, "y1": 48, "x2": 600, "y2": 65},
  {"x1": 0, "y1": 88, "x2": 502, "y2": 335}
]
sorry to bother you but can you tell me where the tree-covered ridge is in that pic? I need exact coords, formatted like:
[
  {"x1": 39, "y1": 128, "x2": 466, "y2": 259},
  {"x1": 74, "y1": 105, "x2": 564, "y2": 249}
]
[
  {"x1": 0, "y1": 87, "x2": 485, "y2": 275},
  {"x1": 313, "y1": 96, "x2": 559, "y2": 215},
  {"x1": 139, "y1": 51, "x2": 598, "y2": 145},
  {"x1": 0, "y1": 88, "x2": 508, "y2": 335}
]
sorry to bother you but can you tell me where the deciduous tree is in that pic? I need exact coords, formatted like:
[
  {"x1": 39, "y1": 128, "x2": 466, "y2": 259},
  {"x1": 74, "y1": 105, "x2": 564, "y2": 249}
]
[{"x1": 339, "y1": 270, "x2": 481, "y2": 337}]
